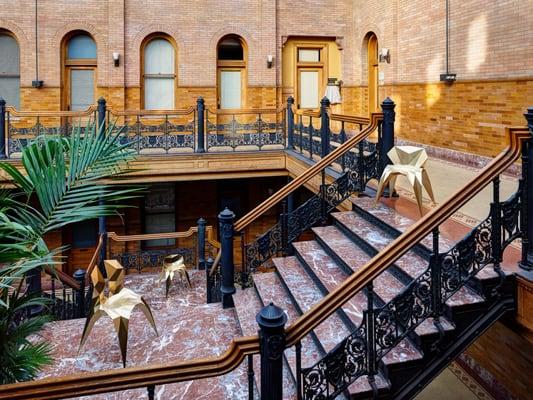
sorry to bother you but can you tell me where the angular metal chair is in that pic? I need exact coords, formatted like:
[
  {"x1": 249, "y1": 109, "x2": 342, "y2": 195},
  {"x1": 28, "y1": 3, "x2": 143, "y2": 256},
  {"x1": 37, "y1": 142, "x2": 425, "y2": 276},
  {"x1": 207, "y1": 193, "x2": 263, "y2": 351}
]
[
  {"x1": 78, "y1": 260, "x2": 158, "y2": 367},
  {"x1": 159, "y1": 254, "x2": 191, "y2": 298},
  {"x1": 375, "y1": 145, "x2": 436, "y2": 214}
]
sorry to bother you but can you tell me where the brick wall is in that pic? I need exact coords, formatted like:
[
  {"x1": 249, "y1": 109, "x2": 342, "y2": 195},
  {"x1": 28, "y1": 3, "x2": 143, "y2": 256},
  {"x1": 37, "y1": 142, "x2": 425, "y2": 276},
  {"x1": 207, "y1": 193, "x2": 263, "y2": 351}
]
[{"x1": 0, "y1": 0, "x2": 531, "y2": 156}]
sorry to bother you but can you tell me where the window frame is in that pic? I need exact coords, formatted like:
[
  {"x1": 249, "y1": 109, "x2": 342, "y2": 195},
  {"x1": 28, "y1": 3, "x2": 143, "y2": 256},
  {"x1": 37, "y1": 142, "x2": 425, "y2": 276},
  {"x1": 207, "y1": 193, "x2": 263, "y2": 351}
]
[
  {"x1": 0, "y1": 31, "x2": 21, "y2": 109},
  {"x1": 140, "y1": 34, "x2": 178, "y2": 110},
  {"x1": 216, "y1": 35, "x2": 247, "y2": 110},
  {"x1": 294, "y1": 43, "x2": 327, "y2": 110}
]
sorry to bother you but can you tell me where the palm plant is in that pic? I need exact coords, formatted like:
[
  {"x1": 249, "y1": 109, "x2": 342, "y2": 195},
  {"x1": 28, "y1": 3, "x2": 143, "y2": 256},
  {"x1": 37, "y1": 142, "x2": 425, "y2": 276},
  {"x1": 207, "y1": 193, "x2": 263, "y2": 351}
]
[{"x1": 0, "y1": 122, "x2": 141, "y2": 382}]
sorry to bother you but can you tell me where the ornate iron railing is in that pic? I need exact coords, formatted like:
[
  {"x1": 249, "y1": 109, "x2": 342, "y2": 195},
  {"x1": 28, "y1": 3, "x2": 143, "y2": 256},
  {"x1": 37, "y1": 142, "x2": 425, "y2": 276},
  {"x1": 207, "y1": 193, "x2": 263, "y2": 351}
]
[
  {"x1": 301, "y1": 176, "x2": 522, "y2": 399},
  {"x1": 205, "y1": 107, "x2": 286, "y2": 151}
]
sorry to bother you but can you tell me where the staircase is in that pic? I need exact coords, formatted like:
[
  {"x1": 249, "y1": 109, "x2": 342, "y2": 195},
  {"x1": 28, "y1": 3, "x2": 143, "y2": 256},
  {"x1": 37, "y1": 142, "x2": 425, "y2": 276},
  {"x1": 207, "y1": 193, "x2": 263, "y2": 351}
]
[{"x1": 233, "y1": 194, "x2": 515, "y2": 399}]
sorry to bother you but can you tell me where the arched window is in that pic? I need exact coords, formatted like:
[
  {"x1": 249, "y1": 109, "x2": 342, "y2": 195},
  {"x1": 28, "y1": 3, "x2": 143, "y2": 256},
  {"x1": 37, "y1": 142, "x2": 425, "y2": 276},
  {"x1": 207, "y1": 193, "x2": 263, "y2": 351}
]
[
  {"x1": 0, "y1": 32, "x2": 20, "y2": 108},
  {"x1": 143, "y1": 36, "x2": 175, "y2": 110},
  {"x1": 366, "y1": 33, "x2": 379, "y2": 114},
  {"x1": 217, "y1": 35, "x2": 246, "y2": 109},
  {"x1": 63, "y1": 32, "x2": 97, "y2": 111}
]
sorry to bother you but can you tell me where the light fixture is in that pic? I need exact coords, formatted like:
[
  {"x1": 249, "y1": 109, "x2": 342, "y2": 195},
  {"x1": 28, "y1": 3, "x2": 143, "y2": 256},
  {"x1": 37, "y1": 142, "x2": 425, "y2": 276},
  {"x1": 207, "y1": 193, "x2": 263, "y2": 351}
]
[
  {"x1": 379, "y1": 48, "x2": 390, "y2": 63},
  {"x1": 113, "y1": 52, "x2": 120, "y2": 67},
  {"x1": 324, "y1": 78, "x2": 342, "y2": 104},
  {"x1": 267, "y1": 54, "x2": 273, "y2": 69}
]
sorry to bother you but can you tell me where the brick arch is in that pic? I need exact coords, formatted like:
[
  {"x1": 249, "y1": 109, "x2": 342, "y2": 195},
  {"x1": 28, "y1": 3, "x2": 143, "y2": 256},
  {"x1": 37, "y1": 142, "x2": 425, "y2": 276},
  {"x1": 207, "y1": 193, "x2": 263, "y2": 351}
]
[
  {"x1": 52, "y1": 22, "x2": 104, "y2": 53},
  {"x1": 131, "y1": 25, "x2": 184, "y2": 55},
  {"x1": 209, "y1": 26, "x2": 255, "y2": 57},
  {"x1": 0, "y1": 19, "x2": 29, "y2": 46}
]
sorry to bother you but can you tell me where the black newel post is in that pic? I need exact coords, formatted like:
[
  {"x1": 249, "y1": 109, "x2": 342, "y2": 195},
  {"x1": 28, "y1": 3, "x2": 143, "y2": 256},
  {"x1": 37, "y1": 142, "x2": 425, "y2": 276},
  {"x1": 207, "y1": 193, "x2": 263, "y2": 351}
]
[
  {"x1": 197, "y1": 97, "x2": 206, "y2": 153},
  {"x1": 287, "y1": 96, "x2": 295, "y2": 149},
  {"x1": 320, "y1": 97, "x2": 331, "y2": 157},
  {"x1": 73, "y1": 269, "x2": 86, "y2": 318},
  {"x1": 97, "y1": 97, "x2": 106, "y2": 137},
  {"x1": 256, "y1": 302, "x2": 287, "y2": 400},
  {"x1": 219, "y1": 208, "x2": 236, "y2": 308},
  {"x1": 197, "y1": 218, "x2": 207, "y2": 270},
  {"x1": 97, "y1": 97, "x2": 107, "y2": 274},
  {"x1": 0, "y1": 98, "x2": 6, "y2": 159},
  {"x1": 205, "y1": 257, "x2": 214, "y2": 303},
  {"x1": 380, "y1": 97, "x2": 396, "y2": 175},
  {"x1": 520, "y1": 107, "x2": 533, "y2": 270}
]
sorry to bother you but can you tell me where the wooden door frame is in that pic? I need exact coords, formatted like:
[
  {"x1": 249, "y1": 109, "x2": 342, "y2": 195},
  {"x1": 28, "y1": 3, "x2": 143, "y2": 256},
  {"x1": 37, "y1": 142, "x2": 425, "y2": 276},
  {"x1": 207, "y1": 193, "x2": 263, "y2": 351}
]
[
  {"x1": 296, "y1": 67, "x2": 323, "y2": 110},
  {"x1": 217, "y1": 65, "x2": 246, "y2": 110},
  {"x1": 64, "y1": 65, "x2": 97, "y2": 111},
  {"x1": 367, "y1": 34, "x2": 379, "y2": 114}
]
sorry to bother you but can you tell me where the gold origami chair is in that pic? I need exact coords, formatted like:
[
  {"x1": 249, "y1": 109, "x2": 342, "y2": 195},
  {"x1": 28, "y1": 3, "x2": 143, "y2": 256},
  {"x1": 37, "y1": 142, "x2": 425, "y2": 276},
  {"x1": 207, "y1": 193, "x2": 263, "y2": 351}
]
[
  {"x1": 159, "y1": 254, "x2": 191, "y2": 298},
  {"x1": 79, "y1": 260, "x2": 158, "y2": 367},
  {"x1": 375, "y1": 146, "x2": 436, "y2": 214}
]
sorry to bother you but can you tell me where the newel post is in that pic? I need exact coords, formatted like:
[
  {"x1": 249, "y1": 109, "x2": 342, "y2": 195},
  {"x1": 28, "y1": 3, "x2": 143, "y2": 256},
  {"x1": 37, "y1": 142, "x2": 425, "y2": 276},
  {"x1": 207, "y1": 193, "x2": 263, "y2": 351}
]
[
  {"x1": 287, "y1": 96, "x2": 295, "y2": 149},
  {"x1": 197, "y1": 97, "x2": 206, "y2": 153},
  {"x1": 97, "y1": 97, "x2": 106, "y2": 136},
  {"x1": 219, "y1": 208, "x2": 236, "y2": 308},
  {"x1": 320, "y1": 97, "x2": 331, "y2": 157},
  {"x1": 520, "y1": 107, "x2": 533, "y2": 270},
  {"x1": 73, "y1": 269, "x2": 86, "y2": 318},
  {"x1": 256, "y1": 302, "x2": 287, "y2": 400},
  {"x1": 197, "y1": 218, "x2": 207, "y2": 270},
  {"x1": 380, "y1": 97, "x2": 396, "y2": 175},
  {"x1": 0, "y1": 98, "x2": 6, "y2": 159}
]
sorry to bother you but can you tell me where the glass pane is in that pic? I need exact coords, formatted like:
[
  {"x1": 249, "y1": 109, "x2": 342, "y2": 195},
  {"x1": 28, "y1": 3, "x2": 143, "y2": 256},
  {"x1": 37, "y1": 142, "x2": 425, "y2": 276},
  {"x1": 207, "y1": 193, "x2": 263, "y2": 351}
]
[
  {"x1": 0, "y1": 34, "x2": 20, "y2": 73},
  {"x1": 220, "y1": 71, "x2": 241, "y2": 109},
  {"x1": 72, "y1": 220, "x2": 98, "y2": 248},
  {"x1": 70, "y1": 69, "x2": 94, "y2": 111},
  {"x1": 218, "y1": 37, "x2": 244, "y2": 60},
  {"x1": 298, "y1": 49, "x2": 320, "y2": 62},
  {"x1": 299, "y1": 70, "x2": 319, "y2": 108},
  {"x1": 67, "y1": 34, "x2": 97, "y2": 59},
  {"x1": 144, "y1": 77, "x2": 174, "y2": 110},
  {"x1": 145, "y1": 213, "x2": 176, "y2": 247},
  {"x1": 0, "y1": 77, "x2": 20, "y2": 108},
  {"x1": 144, "y1": 39, "x2": 174, "y2": 75}
]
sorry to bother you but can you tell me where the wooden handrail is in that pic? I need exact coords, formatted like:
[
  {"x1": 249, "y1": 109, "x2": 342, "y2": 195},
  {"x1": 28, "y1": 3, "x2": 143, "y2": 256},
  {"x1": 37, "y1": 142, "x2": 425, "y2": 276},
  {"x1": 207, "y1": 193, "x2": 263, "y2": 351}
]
[
  {"x1": 43, "y1": 266, "x2": 80, "y2": 291},
  {"x1": 0, "y1": 127, "x2": 528, "y2": 399},
  {"x1": 5, "y1": 106, "x2": 97, "y2": 118},
  {"x1": 234, "y1": 112, "x2": 382, "y2": 231},
  {"x1": 206, "y1": 106, "x2": 286, "y2": 115},
  {"x1": 84, "y1": 235, "x2": 104, "y2": 285},
  {"x1": 107, "y1": 226, "x2": 220, "y2": 249},
  {"x1": 295, "y1": 109, "x2": 321, "y2": 118},
  {"x1": 330, "y1": 113, "x2": 370, "y2": 125}
]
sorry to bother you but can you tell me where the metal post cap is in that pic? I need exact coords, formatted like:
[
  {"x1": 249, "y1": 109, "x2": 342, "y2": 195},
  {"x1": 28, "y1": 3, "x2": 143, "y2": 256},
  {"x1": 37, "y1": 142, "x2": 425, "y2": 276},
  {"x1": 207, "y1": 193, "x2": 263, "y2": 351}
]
[
  {"x1": 73, "y1": 269, "x2": 86, "y2": 280},
  {"x1": 320, "y1": 97, "x2": 331, "y2": 107},
  {"x1": 197, "y1": 217, "x2": 207, "y2": 225},
  {"x1": 256, "y1": 302, "x2": 287, "y2": 328},
  {"x1": 287, "y1": 96, "x2": 295, "y2": 104},
  {"x1": 218, "y1": 207, "x2": 235, "y2": 219},
  {"x1": 381, "y1": 97, "x2": 395, "y2": 107},
  {"x1": 197, "y1": 97, "x2": 205, "y2": 103}
]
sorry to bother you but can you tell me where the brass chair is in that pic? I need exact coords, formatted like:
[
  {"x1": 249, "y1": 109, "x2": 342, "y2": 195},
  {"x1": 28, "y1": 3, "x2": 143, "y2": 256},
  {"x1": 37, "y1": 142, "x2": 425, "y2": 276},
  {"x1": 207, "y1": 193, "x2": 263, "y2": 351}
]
[
  {"x1": 375, "y1": 145, "x2": 436, "y2": 214},
  {"x1": 78, "y1": 260, "x2": 158, "y2": 367},
  {"x1": 159, "y1": 254, "x2": 191, "y2": 298}
]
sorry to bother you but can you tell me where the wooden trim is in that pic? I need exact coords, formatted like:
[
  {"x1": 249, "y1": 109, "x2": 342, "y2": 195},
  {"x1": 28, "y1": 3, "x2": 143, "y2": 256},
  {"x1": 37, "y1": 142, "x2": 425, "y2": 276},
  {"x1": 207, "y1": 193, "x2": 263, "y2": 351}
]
[
  {"x1": 107, "y1": 106, "x2": 195, "y2": 116},
  {"x1": 107, "y1": 226, "x2": 220, "y2": 249},
  {"x1": 0, "y1": 126, "x2": 529, "y2": 399},
  {"x1": 5, "y1": 105, "x2": 97, "y2": 117}
]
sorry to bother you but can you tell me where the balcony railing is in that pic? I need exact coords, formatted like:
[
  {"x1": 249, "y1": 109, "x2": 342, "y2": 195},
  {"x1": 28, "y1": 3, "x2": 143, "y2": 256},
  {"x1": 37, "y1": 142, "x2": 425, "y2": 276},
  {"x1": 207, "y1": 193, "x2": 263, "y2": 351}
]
[{"x1": 0, "y1": 97, "x2": 287, "y2": 158}]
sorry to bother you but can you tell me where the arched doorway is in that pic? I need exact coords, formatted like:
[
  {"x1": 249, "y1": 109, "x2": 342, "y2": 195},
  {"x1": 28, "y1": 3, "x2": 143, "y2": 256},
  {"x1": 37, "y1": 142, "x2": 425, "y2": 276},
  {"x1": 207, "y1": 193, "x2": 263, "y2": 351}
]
[{"x1": 217, "y1": 35, "x2": 246, "y2": 109}]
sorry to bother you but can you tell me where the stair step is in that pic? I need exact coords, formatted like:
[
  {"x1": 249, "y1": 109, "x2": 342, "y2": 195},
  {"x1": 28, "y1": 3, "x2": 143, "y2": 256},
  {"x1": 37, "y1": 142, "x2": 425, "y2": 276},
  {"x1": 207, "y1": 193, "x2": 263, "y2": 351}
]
[
  {"x1": 253, "y1": 272, "x2": 323, "y2": 370},
  {"x1": 292, "y1": 233, "x2": 423, "y2": 366},
  {"x1": 273, "y1": 256, "x2": 351, "y2": 353},
  {"x1": 234, "y1": 287, "x2": 297, "y2": 400},
  {"x1": 292, "y1": 240, "x2": 367, "y2": 326},
  {"x1": 331, "y1": 211, "x2": 485, "y2": 308},
  {"x1": 352, "y1": 196, "x2": 454, "y2": 252}
]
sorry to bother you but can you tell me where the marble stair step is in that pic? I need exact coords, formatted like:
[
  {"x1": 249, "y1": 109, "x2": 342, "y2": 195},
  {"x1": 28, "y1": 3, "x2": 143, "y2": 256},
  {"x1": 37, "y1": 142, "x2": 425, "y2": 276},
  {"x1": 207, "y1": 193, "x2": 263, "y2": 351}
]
[
  {"x1": 259, "y1": 267, "x2": 388, "y2": 398},
  {"x1": 233, "y1": 287, "x2": 296, "y2": 400},
  {"x1": 352, "y1": 196, "x2": 453, "y2": 252},
  {"x1": 331, "y1": 211, "x2": 485, "y2": 309},
  {"x1": 273, "y1": 256, "x2": 351, "y2": 353},
  {"x1": 292, "y1": 240, "x2": 367, "y2": 326},
  {"x1": 351, "y1": 196, "x2": 506, "y2": 280},
  {"x1": 253, "y1": 272, "x2": 323, "y2": 371}
]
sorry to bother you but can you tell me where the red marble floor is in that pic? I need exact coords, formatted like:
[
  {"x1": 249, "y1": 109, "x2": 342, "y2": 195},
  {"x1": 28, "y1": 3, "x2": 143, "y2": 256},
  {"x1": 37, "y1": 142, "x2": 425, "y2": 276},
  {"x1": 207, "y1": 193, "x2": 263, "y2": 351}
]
[{"x1": 33, "y1": 271, "x2": 255, "y2": 399}]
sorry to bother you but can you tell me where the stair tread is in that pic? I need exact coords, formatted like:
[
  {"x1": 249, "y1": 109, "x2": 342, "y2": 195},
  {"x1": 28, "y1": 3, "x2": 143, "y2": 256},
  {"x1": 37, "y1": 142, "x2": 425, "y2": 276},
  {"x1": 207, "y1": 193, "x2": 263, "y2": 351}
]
[
  {"x1": 331, "y1": 212, "x2": 485, "y2": 307},
  {"x1": 292, "y1": 233, "x2": 422, "y2": 365},
  {"x1": 352, "y1": 196, "x2": 454, "y2": 252},
  {"x1": 253, "y1": 272, "x2": 322, "y2": 370},
  {"x1": 233, "y1": 288, "x2": 295, "y2": 400},
  {"x1": 292, "y1": 240, "x2": 367, "y2": 325},
  {"x1": 273, "y1": 256, "x2": 351, "y2": 353}
]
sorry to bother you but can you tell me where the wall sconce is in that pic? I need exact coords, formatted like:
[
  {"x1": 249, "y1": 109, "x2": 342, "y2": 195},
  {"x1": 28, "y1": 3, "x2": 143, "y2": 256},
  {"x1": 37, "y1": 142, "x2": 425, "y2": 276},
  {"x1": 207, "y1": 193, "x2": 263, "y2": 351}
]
[
  {"x1": 379, "y1": 48, "x2": 390, "y2": 63},
  {"x1": 267, "y1": 54, "x2": 274, "y2": 69},
  {"x1": 113, "y1": 52, "x2": 120, "y2": 67},
  {"x1": 324, "y1": 78, "x2": 342, "y2": 104}
]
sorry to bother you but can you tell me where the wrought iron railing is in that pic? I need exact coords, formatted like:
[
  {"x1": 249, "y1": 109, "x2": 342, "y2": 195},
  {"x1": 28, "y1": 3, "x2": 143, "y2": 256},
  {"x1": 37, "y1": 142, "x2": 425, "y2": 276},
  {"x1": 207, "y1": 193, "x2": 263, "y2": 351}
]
[
  {"x1": 0, "y1": 110, "x2": 530, "y2": 400},
  {"x1": 206, "y1": 107, "x2": 286, "y2": 152}
]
